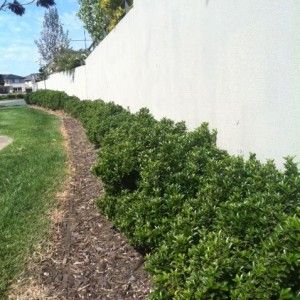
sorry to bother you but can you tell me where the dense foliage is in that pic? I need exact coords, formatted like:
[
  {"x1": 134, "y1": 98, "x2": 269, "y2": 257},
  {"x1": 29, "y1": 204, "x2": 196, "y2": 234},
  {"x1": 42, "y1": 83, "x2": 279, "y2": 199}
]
[
  {"x1": 78, "y1": 0, "x2": 133, "y2": 44},
  {"x1": 26, "y1": 90, "x2": 300, "y2": 299},
  {"x1": 77, "y1": 0, "x2": 109, "y2": 44},
  {"x1": 0, "y1": 94, "x2": 24, "y2": 100},
  {"x1": 52, "y1": 49, "x2": 87, "y2": 73},
  {"x1": 0, "y1": 74, "x2": 4, "y2": 86},
  {"x1": 99, "y1": 0, "x2": 132, "y2": 32}
]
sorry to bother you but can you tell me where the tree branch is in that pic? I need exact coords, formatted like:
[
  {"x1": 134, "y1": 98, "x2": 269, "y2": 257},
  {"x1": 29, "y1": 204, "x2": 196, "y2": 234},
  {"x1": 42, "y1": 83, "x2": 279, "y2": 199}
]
[
  {"x1": 0, "y1": 1, "x2": 8, "y2": 11},
  {"x1": 0, "y1": 0, "x2": 55, "y2": 14}
]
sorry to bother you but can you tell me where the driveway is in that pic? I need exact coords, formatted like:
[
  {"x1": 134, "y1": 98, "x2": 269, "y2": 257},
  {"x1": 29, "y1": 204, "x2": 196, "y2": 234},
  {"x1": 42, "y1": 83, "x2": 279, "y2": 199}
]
[{"x1": 0, "y1": 99, "x2": 26, "y2": 108}]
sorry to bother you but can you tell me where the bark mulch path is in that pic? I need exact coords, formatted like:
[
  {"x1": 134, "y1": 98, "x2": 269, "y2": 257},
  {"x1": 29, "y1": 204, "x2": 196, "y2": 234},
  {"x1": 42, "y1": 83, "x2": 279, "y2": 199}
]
[{"x1": 9, "y1": 112, "x2": 151, "y2": 299}]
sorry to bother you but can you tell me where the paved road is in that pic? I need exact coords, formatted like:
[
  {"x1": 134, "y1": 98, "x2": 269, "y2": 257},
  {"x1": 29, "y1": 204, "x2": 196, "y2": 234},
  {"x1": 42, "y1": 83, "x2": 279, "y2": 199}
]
[{"x1": 0, "y1": 99, "x2": 26, "y2": 108}]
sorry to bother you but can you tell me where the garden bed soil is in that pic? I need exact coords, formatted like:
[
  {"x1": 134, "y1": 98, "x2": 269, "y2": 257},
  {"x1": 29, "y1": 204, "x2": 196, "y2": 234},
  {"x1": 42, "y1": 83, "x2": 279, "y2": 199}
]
[{"x1": 9, "y1": 110, "x2": 150, "y2": 299}]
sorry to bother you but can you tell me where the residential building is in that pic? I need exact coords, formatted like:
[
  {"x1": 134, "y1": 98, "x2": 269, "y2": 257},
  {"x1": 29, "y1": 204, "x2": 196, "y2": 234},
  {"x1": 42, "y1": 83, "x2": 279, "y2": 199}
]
[
  {"x1": 0, "y1": 74, "x2": 38, "y2": 93},
  {"x1": 24, "y1": 74, "x2": 38, "y2": 92}
]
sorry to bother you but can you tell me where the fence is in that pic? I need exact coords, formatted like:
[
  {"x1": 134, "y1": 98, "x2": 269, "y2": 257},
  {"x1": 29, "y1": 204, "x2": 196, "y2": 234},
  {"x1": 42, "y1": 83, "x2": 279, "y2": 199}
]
[{"x1": 37, "y1": 0, "x2": 300, "y2": 167}]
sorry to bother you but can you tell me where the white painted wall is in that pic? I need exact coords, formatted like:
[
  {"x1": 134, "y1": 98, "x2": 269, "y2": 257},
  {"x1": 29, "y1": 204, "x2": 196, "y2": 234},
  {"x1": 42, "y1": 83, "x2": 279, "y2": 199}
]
[{"x1": 37, "y1": 0, "x2": 300, "y2": 167}]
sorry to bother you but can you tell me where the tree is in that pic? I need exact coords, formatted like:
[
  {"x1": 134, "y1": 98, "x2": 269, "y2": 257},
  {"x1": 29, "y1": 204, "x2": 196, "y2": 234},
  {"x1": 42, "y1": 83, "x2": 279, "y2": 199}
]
[
  {"x1": 0, "y1": 0, "x2": 55, "y2": 16},
  {"x1": 35, "y1": 7, "x2": 70, "y2": 67},
  {"x1": 0, "y1": 74, "x2": 4, "y2": 86},
  {"x1": 77, "y1": 0, "x2": 133, "y2": 44},
  {"x1": 52, "y1": 48, "x2": 87, "y2": 73},
  {"x1": 77, "y1": 0, "x2": 108, "y2": 44},
  {"x1": 99, "y1": 0, "x2": 133, "y2": 31}
]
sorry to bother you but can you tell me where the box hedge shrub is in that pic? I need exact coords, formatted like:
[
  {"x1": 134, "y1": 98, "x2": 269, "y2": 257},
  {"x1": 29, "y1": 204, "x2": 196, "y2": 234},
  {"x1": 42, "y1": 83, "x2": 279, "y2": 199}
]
[
  {"x1": 25, "y1": 90, "x2": 300, "y2": 299},
  {"x1": 0, "y1": 94, "x2": 25, "y2": 100}
]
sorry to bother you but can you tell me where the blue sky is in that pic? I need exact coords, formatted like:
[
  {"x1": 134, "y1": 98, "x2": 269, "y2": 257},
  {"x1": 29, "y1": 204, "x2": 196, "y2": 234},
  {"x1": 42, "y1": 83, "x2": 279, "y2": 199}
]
[{"x1": 0, "y1": 0, "x2": 90, "y2": 76}]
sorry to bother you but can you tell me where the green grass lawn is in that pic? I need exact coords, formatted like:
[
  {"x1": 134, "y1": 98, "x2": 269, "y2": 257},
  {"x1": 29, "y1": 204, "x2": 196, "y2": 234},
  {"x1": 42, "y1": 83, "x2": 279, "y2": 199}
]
[{"x1": 0, "y1": 107, "x2": 66, "y2": 297}]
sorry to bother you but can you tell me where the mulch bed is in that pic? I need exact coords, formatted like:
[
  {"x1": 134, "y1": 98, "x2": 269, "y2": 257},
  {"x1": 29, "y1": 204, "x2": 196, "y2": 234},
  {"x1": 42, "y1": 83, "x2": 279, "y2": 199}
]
[{"x1": 10, "y1": 112, "x2": 151, "y2": 299}]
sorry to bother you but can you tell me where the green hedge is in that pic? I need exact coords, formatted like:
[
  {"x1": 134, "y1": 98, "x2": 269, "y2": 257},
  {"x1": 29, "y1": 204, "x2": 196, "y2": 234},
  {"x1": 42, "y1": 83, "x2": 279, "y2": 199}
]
[
  {"x1": 26, "y1": 90, "x2": 300, "y2": 299},
  {"x1": 0, "y1": 94, "x2": 25, "y2": 100}
]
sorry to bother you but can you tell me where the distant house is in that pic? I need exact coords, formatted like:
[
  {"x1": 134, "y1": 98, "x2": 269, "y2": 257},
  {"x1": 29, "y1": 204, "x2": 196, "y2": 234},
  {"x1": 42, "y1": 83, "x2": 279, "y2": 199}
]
[
  {"x1": 24, "y1": 74, "x2": 38, "y2": 93},
  {"x1": 0, "y1": 74, "x2": 38, "y2": 94},
  {"x1": 1, "y1": 74, "x2": 25, "y2": 93}
]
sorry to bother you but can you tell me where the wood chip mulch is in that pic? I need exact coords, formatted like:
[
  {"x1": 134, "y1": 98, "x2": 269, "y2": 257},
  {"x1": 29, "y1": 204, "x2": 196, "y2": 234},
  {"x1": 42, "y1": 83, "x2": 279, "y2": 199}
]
[{"x1": 9, "y1": 112, "x2": 151, "y2": 300}]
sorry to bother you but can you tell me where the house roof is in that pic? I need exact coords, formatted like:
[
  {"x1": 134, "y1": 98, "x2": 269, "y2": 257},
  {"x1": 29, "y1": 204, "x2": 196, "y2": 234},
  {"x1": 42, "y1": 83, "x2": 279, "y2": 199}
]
[
  {"x1": 1, "y1": 74, "x2": 25, "y2": 80},
  {"x1": 24, "y1": 73, "x2": 39, "y2": 81}
]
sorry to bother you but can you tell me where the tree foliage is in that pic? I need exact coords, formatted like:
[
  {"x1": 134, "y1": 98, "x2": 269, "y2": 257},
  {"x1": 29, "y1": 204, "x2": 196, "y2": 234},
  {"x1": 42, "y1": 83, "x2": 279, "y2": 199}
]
[
  {"x1": 0, "y1": 0, "x2": 55, "y2": 16},
  {"x1": 77, "y1": 0, "x2": 108, "y2": 44},
  {"x1": 52, "y1": 48, "x2": 87, "y2": 73},
  {"x1": 35, "y1": 7, "x2": 70, "y2": 67},
  {"x1": 99, "y1": 0, "x2": 124, "y2": 32},
  {"x1": 37, "y1": 66, "x2": 49, "y2": 82},
  {"x1": 99, "y1": 0, "x2": 133, "y2": 31},
  {"x1": 77, "y1": 0, "x2": 133, "y2": 44},
  {"x1": 0, "y1": 74, "x2": 4, "y2": 86}
]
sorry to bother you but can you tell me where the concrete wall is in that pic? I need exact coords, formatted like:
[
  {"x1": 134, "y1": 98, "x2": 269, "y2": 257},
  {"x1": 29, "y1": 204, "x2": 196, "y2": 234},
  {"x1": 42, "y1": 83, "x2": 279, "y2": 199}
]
[{"x1": 37, "y1": 0, "x2": 300, "y2": 167}]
